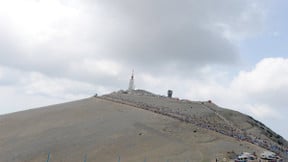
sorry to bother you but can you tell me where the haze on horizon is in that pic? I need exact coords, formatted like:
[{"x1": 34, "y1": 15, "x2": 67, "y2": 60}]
[{"x1": 0, "y1": 0, "x2": 288, "y2": 139}]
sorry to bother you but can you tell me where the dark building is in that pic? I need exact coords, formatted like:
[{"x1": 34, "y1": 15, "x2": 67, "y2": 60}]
[{"x1": 167, "y1": 90, "x2": 173, "y2": 98}]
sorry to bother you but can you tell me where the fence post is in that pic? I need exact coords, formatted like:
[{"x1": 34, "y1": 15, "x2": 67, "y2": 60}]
[
  {"x1": 46, "y1": 152, "x2": 50, "y2": 162},
  {"x1": 83, "y1": 154, "x2": 87, "y2": 162}
]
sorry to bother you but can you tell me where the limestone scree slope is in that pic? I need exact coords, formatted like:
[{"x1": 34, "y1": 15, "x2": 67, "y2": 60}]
[{"x1": 0, "y1": 89, "x2": 287, "y2": 162}]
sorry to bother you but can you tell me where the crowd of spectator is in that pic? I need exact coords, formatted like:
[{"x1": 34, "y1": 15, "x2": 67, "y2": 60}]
[{"x1": 100, "y1": 90, "x2": 288, "y2": 160}]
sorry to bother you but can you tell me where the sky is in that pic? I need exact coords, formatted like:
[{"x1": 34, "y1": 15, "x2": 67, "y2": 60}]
[{"x1": 0, "y1": 0, "x2": 288, "y2": 139}]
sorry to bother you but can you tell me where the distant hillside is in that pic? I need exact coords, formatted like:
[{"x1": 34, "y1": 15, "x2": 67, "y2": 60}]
[{"x1": 0, "y1": 89, "x2": 287, "y2": 161}]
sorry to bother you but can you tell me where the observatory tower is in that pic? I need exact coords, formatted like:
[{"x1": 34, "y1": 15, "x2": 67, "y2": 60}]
[{"x1": 128, "y1": 70, "x2": 135, "y2": 91}]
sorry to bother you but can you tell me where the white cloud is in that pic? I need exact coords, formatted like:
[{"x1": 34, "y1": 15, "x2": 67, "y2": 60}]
[
  {"x1": 247, "y1": 104, "x2": 281, "y2": 119},
  {"x1": 0, "y1": 0, "x2": 80, "y2": 45},
  {"x1": 232, "y1": 58, "x2": 288, "y2": 93},
  {"x1": 69, "y1": 59, "x2": 123, "y2": 77},
  {"x1": 20, "y1": 72, "x2": 97, "y2": 99},
  {"x1": 0, "y1": 66, "x2": 109, "y2": 114},
  {"x1": 0, "y1": 85, "x2": 65, "y2": 114}
]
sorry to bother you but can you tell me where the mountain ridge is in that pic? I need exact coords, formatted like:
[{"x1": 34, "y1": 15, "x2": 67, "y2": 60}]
[{"x1": 101, "y1": 89, "x2": 288, "y2": 157}]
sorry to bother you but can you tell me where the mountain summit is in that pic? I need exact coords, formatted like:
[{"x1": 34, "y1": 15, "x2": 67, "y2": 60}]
[{"x1": 0, "y1": 89, "x2": 287, "y2": 161}]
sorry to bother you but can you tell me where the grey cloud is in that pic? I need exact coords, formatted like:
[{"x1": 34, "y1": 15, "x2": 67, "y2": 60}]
[
  {"x1": 0, "y1": 0, "x2": 264, "y2": 81},
  {"x1": 110, "y1": 25, "x2": 237, "y2": 67},
  {"x1": 88, "y1": 0, "x2": 259, "y2": 72}
]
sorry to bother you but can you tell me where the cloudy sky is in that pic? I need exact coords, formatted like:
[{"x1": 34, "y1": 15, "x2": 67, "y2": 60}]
[{"x1": 0, "y1": 0, "x2": 288, "y2": 139}]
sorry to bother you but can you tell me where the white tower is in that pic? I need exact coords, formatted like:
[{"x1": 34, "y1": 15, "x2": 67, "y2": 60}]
[{"x1": 128, "y1": 70, "x2": 135, "y2": 91}]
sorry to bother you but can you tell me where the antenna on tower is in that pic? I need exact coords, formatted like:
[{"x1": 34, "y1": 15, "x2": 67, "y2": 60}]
[{"x1": 128, "y1": 69, "x2": 135, "y2": 91}]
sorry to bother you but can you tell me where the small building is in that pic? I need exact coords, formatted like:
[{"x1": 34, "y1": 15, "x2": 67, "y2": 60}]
[{"x1": 167, "y1": 90, "x2": 173, "y2": 98}]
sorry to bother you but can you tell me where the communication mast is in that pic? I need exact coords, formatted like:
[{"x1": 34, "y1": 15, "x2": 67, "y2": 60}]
[{"x1": 128, "y1": 70, "x2": 135, "y2": 91}]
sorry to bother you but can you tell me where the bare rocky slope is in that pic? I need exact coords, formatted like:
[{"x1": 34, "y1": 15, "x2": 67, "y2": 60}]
[
  {"x1": 102, "y1": 90, "x2": 288, "y2": 157},
  {"x1": 0, "y1": 89, "x2": 287, "y2": 162}
]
